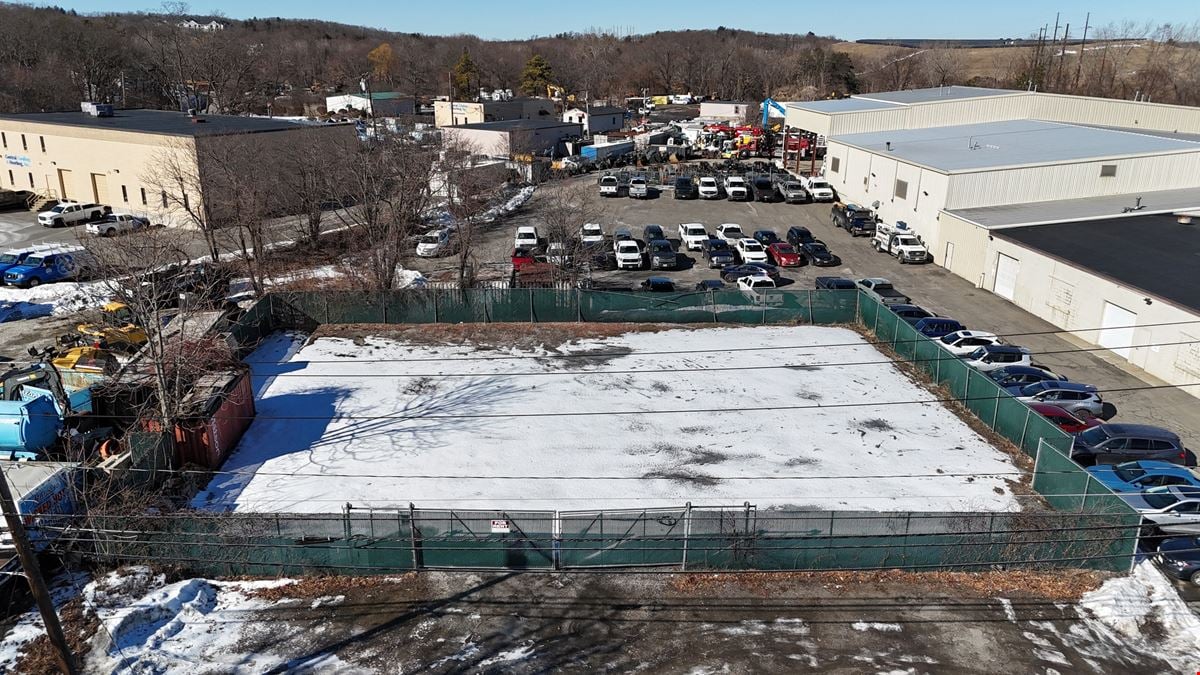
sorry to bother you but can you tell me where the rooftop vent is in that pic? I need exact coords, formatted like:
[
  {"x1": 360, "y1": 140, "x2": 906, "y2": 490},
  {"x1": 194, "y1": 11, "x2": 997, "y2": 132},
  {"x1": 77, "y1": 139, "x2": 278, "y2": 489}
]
[
  {"x1": 80, "y1": 102, "x2": 113, "y2": 117},
  {"x1": 885, "y1": 141, "x2": 892, "y2": 151}
]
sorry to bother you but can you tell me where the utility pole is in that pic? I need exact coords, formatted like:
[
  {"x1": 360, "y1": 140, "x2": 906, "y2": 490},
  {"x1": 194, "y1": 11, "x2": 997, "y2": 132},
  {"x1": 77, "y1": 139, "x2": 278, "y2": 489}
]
[
  {"x1": 0, "y1": 473, "x2": 77, "y2": 674},
  {"x1": 1074, "y1": 12, "x2": 1091, "y2": 90}
]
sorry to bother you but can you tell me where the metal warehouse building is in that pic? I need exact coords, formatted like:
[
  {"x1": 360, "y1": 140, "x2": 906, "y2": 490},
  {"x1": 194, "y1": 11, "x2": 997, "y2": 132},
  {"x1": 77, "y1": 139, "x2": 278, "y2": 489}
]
[{"x1": 788, "y1": 86, "x2": 1200, "y2": 398}]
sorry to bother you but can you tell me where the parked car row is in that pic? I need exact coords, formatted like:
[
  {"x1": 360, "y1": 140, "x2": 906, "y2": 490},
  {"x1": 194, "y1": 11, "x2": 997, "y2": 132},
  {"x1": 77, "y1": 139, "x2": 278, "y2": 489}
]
[
  {"x1": 603, "y1": 168, "x2": 836, "y2": 205},
  {"x1": 0, "y1": 245, "x2": 95, "y2": 287}
]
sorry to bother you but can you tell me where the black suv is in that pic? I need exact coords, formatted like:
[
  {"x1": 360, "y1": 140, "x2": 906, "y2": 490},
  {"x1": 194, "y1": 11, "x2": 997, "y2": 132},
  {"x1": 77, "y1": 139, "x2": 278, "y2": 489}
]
[
  {"x1": 786, "y1": 226, "x2": 818, "y2": 247},
  {"x1": 673, "y1": 176, "x2": 697, "y2": 199},
  {"x1": 642, "y1": 224, "x2": 665, "y2": 242},
  {"x1": 751, "y1": 176, "x2": 781, "y2": 202}
]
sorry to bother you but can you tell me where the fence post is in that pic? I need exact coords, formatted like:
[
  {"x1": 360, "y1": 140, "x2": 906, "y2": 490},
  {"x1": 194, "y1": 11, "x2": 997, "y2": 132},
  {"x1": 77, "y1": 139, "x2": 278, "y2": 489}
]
[
  {"x1": 1080, "y1": 476, "x2": 1089, "y2": 513},
  {"x1": 408, "y1": 502, "x2": 422, "y2": 570},
  {"x1": 433, "y1": 290, "x2": 440, "y2": 323},
  {"x1": 807, "y1": 291, "x2": 814, "y2": 325},
  {"x1": 681, "y1": 502, "x2": 692, "y2": 571},
  {"x1": 891, "y1": 311, "x2": 901, "y2": 349},
  {"x1": 529, "y1": 287, "x2": 535, "y2": 322},
  {"x1": 963, "y1": 365, "x2": 973, "y2": 403},
  {"x1": 1018, "y1": 408, "x2": 1031, "y2": 453},
  {"x1": 935, "y1": 351, "x2": 941, "y2": 383},
  {"x1": 990, "y1": 388, "x2": 1000, "y2": 429},
  {"x1": 342, "y1": 503, "x2": 352, "y2": 542},
  {"x1": 710, "y1": 291, "x2": 718, "y2": 324},
  {"x1": 872, "y1": 301, "x2": 880, "y2": 334},
  {"x1": 553, "y1": 511, "x2": 562, "y2": 570}
]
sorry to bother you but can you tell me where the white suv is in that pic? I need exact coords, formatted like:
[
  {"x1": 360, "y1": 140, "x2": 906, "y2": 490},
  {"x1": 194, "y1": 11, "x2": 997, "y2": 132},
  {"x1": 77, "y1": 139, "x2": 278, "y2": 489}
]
[
  {"x1": 514, "y1": 226, "x2": 539, "y2": 249},
  {"x1": 735, "y1": 238, "x2": 768, "y2": 263},
  {"x1": 678, "y1": 223, "x2": 709, "y2": 251},
  {"x1": 614, "y1": 240, "x2": 642, "y2": 270},
  {"x1": 698, "y1": 177, "x2": 720, "y2": 199},
  {"x1": 580, "y1": 223, "x2": 604, "y2": 246}
]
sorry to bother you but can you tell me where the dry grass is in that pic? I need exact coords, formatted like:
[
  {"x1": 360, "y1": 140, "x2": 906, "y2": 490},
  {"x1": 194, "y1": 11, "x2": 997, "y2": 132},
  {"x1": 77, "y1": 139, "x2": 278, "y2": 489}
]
[
  {"x1": 311, "y1": 321, "x2": 724, "y2": 351},
  {"x1": 245, "y1": 573, "x2": 421, "y2": 601},
  {"x1": 13, "y1": 599, "x2": 97, "y2": 675},
  {"x1": 669, "y1": 568, "x2": 1108, "y2": 601}
]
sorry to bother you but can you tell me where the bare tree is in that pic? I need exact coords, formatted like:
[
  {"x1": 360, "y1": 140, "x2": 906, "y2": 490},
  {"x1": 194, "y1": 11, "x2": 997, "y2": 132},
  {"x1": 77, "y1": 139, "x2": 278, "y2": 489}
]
[
  {"x1": 141, "y1": 138, "x2": 220, "y2": 262},
  {"x1": 275, "y1": 127, "x2": 352, "y2": 248},
  {"x1": 530, "y1": 181, "x2": 606, "y2": 285}
]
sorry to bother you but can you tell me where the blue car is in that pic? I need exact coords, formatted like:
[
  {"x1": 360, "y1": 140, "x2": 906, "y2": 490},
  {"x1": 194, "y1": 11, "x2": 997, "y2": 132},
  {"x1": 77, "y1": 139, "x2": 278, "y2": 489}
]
[
  {"x1": 3, "y1": 249, "x2": 91, "y2": 288},
  {"x1": 890, "y1": 304, "x2": 935, "y2": 325},
  {"x1": 1087, "y1": 460, "x2": 1200, "y2": 493},
  {"x1": 913, "y1": 317, "x2": 964, "y2": 339},
  {"x1": 988, "y1": 365, "x2": 1067, "y2": 390},
  {"x1": 0, "y1": 250, "x2": 33, "y2": 276}
]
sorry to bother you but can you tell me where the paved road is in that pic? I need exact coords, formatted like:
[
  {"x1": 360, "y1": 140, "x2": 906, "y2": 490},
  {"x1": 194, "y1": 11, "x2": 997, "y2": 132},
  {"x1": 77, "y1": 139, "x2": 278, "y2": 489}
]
[{"x1": 407, "y1": 175, "x2": 1200, "y2": 450}]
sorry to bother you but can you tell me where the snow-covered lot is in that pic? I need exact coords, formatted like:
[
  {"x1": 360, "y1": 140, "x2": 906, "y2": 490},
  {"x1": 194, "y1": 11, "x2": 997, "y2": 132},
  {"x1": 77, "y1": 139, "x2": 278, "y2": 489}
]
[{"x1": 194, "y1": 325, "x2": 1024, "y2": 513}]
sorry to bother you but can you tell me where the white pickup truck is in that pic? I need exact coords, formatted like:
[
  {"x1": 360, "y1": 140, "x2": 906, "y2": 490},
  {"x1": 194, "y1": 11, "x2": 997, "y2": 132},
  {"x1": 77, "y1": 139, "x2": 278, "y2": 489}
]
[
  {"x1": 678, "y1": 223, "x2": 709, "y2": 251},
  {"x1": 598, "y1": 174, "x2": 622, "y2": 197},
  {"x1": 86, "y1": 213, "x2": 149, "y2": 237},
  {"x1": 38, "y1": 201, "x2": 111, "y2": 227},
  {"x1": 724, "y1": 176, "x2": 749, "y2": 201},
  {"x1": 872, "y1": 221, "x2": 932, "y2": 264},
  {"x1": 800, "y1": 176, "x2": 835, "y2": 202}
]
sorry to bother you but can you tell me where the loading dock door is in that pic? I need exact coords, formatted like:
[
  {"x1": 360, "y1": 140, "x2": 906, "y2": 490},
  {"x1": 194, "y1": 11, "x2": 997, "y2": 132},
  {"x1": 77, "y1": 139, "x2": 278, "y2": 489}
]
[
  {"x1": 56, "y1": 168, "x2": 72, "y2": 201},
  {"x1": 90, "y1": 173, "x2": 109, "y2": 204},
  {"x1": 1098, "y1": 301, "x2": 1137, "y2": 359},
  {"x1": 993, "y1": 253, "x2": 1019, "y2": 301}
]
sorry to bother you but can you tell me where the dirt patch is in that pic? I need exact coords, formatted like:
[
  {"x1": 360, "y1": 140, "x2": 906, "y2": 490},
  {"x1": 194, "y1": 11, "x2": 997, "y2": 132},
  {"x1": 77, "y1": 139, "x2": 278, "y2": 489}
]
[
  {"x1": 245, "y1": 573, "x2": 421, "y2": 601},
  {"x1": 642, "y1": 469, "x2": 721, "y2": 487},
  {"x1": 13, "y1": 599, "x2": 97, "y2": 675},
  {"x1": 311, "y1": 322, "x2": 716, "y2": 352},
  {"x1": 669, "y1": 568, "x2": 1109, "y2": 601},
  {"x1": 859, "y1": 418, "x2": 894, "y2": 432},
  {"x1": 784, "y1": 457, "x2": 817, "y2": 467}
]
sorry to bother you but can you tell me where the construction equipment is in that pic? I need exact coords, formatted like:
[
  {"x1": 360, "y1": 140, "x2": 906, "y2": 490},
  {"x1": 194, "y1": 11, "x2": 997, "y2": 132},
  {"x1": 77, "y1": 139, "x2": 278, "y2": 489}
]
[
  {"x1": 0, "y1": 348, "x2": 113, "y2": 459},
  {"x1": 73, "y1": 301, "x2": 148, "y2": 351},
  {"x1": 761, "y1": 98, "x2": 788, "y2": 128}
]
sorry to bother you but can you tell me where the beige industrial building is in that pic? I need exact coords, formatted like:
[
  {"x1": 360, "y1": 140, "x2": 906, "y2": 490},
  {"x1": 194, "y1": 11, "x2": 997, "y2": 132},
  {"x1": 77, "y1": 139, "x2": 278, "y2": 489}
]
[
  {"x1": 325, "y1": 92, "x2": 416, "y2": 117},
  {"x1": 433, "y1": 98, "x2": 555, "y2": 128},
  {"x1": 562, "y1": 105, "x2": 625, "y2": 135},
  {"x1": 785, "y1": 85, "x2": 1200, "y2": 398},
  {"x1": 0, "y1": 107, "x2": 354, "y2": 226},
  {"x1": 444, "y1": 119, "x2": 581, "y2": 158}
]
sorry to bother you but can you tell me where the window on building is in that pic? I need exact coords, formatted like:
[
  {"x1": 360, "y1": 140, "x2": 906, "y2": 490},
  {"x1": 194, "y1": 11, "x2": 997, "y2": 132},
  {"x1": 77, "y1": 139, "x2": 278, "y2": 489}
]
[
  {"x1": 1, "y1": 132, "x2": 6, "y2": 149},
  {"x1": 6, "y1": 170, "x2": 11, "y2": 187},
  {"x1": 140, "y1": 188, "x2": 147, "y2": 205},
  {"x1": 894, "y1": 179, "x2": 908, "y2": 200},
  {"x1": 20, "y1": 134, "x2": 27, "y2": 151},
  {"x1": 829, "y1": 157, "x2": 840, "y2": 173},
  {"x1": 182, "y1": 193, "x2": 189, "y2": 209},
  {"x1": 161, "y1": 191, "x2": 168, "y2": 208},
  {"x1": 28, "y1": 173, "x2": 34, "y2": 188},
  {"x1": 1100, "y1": 164, "x2": 1117, "y2": 177},
  {"x1": 39, "y1": 136, "x2": 45, "y2": 152},
  {"x1": 121, "y1": 185, "x2": 128, "y2": 202}
]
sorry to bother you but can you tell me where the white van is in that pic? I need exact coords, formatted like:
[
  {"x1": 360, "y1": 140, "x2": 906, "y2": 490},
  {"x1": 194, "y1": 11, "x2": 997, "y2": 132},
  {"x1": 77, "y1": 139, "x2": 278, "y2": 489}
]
[{"x1": 416, "y1": 228, "x2": 454, "y2": 257}]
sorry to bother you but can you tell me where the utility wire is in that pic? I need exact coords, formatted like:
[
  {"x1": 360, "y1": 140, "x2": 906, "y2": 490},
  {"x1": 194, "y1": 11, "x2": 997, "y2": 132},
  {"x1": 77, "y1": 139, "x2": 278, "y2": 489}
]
[{"x1": 231, "y1": 338, "x2": 1200, "y2": 378}]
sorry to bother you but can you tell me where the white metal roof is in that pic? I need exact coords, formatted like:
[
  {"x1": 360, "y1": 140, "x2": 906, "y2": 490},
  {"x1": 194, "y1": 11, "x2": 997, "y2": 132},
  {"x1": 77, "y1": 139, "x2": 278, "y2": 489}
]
[
  {"x1": 830, "y1": 119, "x2": 1200, "y2": 173},
  {"x1": 854, "y1": 86, "x2": 1021, "y2": 105},
  {"x1": 787, "y1": 98, "x2": 901, "y2": 114},
  {"x1": 946, "y1": 186, "x2": 1200, "y2": 229}
]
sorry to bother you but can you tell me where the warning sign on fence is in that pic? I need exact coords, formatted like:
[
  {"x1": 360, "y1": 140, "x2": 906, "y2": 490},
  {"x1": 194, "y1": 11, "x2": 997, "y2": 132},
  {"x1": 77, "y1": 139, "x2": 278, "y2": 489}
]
[{"x1": 490, "y1": 519, "x2": 511, "y2": 533}]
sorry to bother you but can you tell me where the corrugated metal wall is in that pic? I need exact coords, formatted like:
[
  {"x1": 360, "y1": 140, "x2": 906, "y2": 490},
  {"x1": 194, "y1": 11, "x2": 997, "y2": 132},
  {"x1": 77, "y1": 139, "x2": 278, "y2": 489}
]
[
  {"x1": 1034, "y1": 93, "x2": 1200, "y2": 134},
  {"x1": 944, "y1": 151, "x2": 1200, "y2": 209},
  {"x1": 829, "y1": 108, "x2": 909, "y2": 135},
  {"x1": 783, "y1": 107, "x2": 832, "y2": 137},
  {"x1": 905, "y1": 94, "x2": 1034, "y2": 129}
]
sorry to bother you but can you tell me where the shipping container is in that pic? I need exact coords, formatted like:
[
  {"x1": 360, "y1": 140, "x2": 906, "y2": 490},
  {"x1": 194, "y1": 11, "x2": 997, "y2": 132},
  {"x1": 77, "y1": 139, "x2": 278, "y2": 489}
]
[{"x1": 173, "y1": 370, "x2": 255, "y2": 469}]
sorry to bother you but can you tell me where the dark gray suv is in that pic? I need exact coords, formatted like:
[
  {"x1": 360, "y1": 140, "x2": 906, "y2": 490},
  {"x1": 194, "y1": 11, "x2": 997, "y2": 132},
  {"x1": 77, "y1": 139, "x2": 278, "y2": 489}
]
[{"x1": 1071, "y1": 424, "x2": 1195, "y2": 467}]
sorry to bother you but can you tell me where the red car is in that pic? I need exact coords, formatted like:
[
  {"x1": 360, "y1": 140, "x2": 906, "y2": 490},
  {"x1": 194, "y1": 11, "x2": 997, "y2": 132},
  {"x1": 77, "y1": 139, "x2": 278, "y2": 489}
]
[
  {"x1": 766, "y1": 242, "x2": 802, "y2": 267},
  {"x1": 1030, "y1": 403, "x2": 1102, "y2": 434}
]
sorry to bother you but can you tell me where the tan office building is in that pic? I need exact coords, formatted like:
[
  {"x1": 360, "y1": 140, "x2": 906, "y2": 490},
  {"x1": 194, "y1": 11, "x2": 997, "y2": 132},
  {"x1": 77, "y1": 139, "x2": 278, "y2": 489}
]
[
  {"x1": 433, "y1": 98, "x2": 555, "y2": 128},
  {"x1": 0, "y1": 108, "x2": 354, "y2": 226}
]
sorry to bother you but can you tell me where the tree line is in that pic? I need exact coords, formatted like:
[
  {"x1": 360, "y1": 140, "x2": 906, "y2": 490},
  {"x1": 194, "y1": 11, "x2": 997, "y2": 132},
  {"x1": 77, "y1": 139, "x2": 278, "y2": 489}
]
[{"x1": 0, "y1": 4, "x2": 1197, "y2": 115}]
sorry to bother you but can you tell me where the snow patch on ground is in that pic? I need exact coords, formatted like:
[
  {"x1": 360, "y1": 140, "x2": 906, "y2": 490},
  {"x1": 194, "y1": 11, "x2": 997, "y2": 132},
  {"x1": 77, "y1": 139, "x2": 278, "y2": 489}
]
[
  {"x1": 0, "y1": 279, "x2": 108, "y2": 316},
  {"x1": 195, "y1": 326, "x2": 1021, "y2": 512},
  {"x1": 853, "y1": 621, "x2": 903, "y2": 632},
  {"x1": 0, "y1": 572, "x2": 89, "y2": 672},
  {"x1": 478, "y1": 185, "x2": 535, "y2": 222},
  {"x1": 1080, "y1": 561, "x2": 1200, "y2": 668}
]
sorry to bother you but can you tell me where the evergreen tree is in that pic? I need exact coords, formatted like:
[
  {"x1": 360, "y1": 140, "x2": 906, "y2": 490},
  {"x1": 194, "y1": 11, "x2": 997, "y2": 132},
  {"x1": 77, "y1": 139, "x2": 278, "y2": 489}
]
[
  {"x1": 519, "y1": 53, "x2": 554, "y2": 97},
  {"x1": 452, "y1": 50, "x2": 478, "y2": 99}
]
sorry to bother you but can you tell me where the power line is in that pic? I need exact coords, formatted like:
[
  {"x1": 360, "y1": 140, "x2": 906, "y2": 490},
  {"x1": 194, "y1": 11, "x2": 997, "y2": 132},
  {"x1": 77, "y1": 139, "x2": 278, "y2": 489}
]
[{"x1": 230, "y1": 338, "x2": 1200, "y2": 378}]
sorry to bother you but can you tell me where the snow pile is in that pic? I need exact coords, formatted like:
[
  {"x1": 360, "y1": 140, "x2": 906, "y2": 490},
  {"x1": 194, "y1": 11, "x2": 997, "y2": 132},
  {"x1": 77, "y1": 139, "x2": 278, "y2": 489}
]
[
  {"x1": 478, "y1": 185, "x2": 534, "y2": 222},
  {"x1": 1080, "y1": 561, "x2": 1200, "y2": 666},
  {"x1": 0, "y1": 279, "x2": 108, "y2": 316},
  {"x1": 196, "y1": 326, "x2": 1021, "y2": 512}
]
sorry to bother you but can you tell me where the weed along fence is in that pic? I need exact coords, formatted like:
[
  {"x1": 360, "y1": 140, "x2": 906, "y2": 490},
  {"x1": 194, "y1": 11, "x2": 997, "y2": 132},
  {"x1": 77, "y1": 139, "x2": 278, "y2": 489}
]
[{"x1": 92, "y1": 289, "x2": 1139, "y2": 575}]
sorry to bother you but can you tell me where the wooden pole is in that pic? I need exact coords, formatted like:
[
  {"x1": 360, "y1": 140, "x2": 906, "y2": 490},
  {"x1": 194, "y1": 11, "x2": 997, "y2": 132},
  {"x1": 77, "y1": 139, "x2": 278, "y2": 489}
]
[{"x1": 0, "y1": 472, "x2": 77, "y2": 674}]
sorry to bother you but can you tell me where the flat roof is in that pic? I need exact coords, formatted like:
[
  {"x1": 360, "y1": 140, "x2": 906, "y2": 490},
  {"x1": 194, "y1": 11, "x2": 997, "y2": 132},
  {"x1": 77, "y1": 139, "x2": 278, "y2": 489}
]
[
  {"x1": 454, "y1": 119, "x2": 580, "y2": 131},
  {"x1": 0, "y1": 109, "x2": 308, "y2": 137},
  {"x1": 572, "y1": 105, "x2": 626, "y2": 116},
  {"x1": 854, "y1": 85, "x2": 1021, "y2": 105},
  {"x1": 947, "y1": 186, "x2": 1200, "y2": 229},
  {"x1": 788, "y1": 98, "x2": 901, "y2": 113},
  {"x1": 830, "y1": 119, "x2": 1200, "y2": 172},
  {"x1": 996, "y1": 213, "x2": 1200, "y2": 314}
]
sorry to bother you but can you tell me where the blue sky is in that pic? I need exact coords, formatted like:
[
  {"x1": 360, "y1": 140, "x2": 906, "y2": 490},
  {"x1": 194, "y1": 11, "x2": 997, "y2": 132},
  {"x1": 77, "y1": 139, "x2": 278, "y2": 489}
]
[{"x1": 30, "y1": 0, "x2": 1199, "y2": 40}]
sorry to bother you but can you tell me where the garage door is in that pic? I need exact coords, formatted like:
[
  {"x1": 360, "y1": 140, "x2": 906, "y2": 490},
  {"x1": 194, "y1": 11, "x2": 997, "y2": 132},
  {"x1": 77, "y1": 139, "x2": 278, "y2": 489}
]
[
  {"x1": 1098, "y1": 301, "x2": 1137, "y2": 359},
  {"x1": 993, "y1": 253, "x2": 1019, "y2": 301},
  {"x1": 90, "y1": 173, "x2": 109, "y2": 204}
]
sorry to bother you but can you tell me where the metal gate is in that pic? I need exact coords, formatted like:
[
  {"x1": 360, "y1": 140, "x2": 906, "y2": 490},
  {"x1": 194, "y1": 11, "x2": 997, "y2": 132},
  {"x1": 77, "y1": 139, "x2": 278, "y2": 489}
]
[{"x1": 559, "y1": 504, "x2": 756, "y2": 569}]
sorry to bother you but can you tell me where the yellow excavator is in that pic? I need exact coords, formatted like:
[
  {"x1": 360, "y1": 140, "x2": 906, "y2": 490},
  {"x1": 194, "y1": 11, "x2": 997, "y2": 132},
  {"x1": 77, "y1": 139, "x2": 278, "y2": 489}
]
[{"x1": 74, "y1": 302, "x2": 148, "y2": 351}]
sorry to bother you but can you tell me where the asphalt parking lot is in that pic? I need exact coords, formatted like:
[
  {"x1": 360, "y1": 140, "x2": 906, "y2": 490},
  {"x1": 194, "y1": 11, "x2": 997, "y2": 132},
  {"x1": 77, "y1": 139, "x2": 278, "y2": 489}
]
[{"x1": 408, "y1": 174, "x2": 1200, "y2": 451}]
